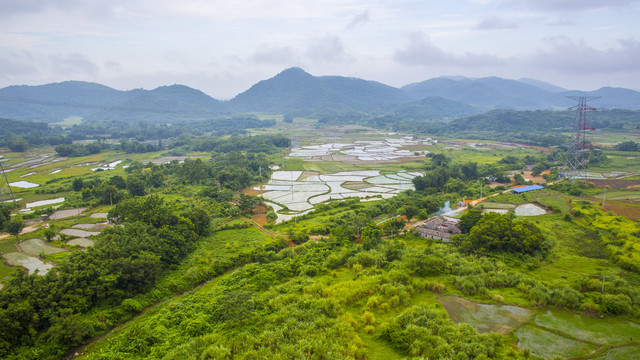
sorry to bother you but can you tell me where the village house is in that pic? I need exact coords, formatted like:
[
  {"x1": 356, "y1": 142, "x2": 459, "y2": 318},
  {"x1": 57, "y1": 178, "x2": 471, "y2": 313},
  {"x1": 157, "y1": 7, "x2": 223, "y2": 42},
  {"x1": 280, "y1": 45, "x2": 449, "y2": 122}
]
[{"x1": 414, "y1": 215, "x2": 461, "y2": 241}]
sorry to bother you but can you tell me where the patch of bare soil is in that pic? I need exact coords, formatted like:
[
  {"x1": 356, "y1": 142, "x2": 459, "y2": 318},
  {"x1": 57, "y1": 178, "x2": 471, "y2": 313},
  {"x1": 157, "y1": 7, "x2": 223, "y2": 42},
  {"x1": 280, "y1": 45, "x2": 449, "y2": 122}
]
[
  {"x1": 588, "y1": 179, "x2": 640, "y2": 189},
  {"x1": 604, "y1": 202, "x2": 640, "y2": 221}
]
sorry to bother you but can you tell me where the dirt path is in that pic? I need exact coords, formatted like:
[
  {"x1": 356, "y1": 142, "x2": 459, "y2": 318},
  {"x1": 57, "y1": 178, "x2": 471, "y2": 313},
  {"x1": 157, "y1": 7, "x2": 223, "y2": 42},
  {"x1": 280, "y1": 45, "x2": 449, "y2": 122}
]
[
  {"x1": 0, "y1": 224, "x2": 40, "y2": 240},
  {"x1": 239, "y1": 217, "x2": 286, "y2": 238}
]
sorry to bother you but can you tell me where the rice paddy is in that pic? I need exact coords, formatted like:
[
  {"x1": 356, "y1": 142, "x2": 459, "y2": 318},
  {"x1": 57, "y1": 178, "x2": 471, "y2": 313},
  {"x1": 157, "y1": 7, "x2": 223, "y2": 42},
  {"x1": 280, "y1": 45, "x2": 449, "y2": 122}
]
[{"x1": 259, "y1": 169, "x2": 419, "y2": 222}]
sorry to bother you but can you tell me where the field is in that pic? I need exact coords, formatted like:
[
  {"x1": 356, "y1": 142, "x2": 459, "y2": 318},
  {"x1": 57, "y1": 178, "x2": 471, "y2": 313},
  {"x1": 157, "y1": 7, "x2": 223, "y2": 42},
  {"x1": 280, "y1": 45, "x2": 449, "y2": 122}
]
[
  {"x1": 439, "y1": 295, "x2": 532, "y2": 334},
  {"x1": 2, "y1": 123, "x2": 640, "y2": 359}
]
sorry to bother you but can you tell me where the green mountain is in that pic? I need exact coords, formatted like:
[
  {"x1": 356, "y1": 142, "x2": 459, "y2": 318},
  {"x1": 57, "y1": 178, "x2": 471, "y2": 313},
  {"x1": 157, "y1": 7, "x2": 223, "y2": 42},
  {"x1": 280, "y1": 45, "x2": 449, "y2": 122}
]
[
  {"x1": 402, "y1": 77, "x2": 563, "y2": 110},
  {"x1": 0, "y1": 82, "x2": 227, "y2": 123},
  {"x1": 393, "y1": 96, "x2": 481, "y2": 120},
  {"x1": 229, "y1": 67, "x2": 412, "y2": 114}
]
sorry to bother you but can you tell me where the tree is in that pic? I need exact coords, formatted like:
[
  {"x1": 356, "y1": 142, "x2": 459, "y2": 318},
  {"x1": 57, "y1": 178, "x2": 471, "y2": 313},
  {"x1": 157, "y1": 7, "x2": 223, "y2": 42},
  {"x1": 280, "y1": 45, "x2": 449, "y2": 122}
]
[
  {"x1": 43, "y1": 227, "x2": 56, "y2": 242},
  {"x1": 459, "y1": 207, "x2": 483, "y2": 234},
  {"x1": 464, "y1": 212, "x2": 548, "y2": 256},
  {"x1": 5, "y1": 217, "x2": 24, "y2": 240},
  {"x1": 614, "y1": 140, "x2": 639, "y2": 152},
  {"x1": 8, "y1": 137, "x2": 28, "y2": 152},
  {"x1": 126, "y1": 175, "x2": 146, "y2": 196},
  {"x1": 72, "y1": 178, "x2": 84, "y2": 192},
  {"x1": 0, "y1": 207, "x2": 10, "y2": 230},
  {"x1": 266, "y1": 211, "x2": 277, "y2": 223},
  {"x1": 428, "y1": 153, "x2": 450, "y2": 167},
  {"x1": 238, "y1": 194, "x2": 257, "y2": 214},
  {"x1": 403, "y1": 205, "x2": 418, "y2": 221},
  {"x1": 361, "y1": 224, "x2": 383, "y2": 250}
]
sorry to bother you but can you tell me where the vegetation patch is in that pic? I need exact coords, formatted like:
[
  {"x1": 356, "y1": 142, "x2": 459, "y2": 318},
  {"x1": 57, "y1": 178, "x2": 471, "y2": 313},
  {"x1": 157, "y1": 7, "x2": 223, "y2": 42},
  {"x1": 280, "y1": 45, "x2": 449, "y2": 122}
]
[
  {"x1": 535, "y1": 310, "x2": 640, "y2": 345},
  {"x1": 516, "y1": 324, "x2": 599, "y2": 359},
  {"x1": 17, "y1": 238, "x2": 66, "y2": 256},
  {"x1": 438, "y1": 295, "x2": 532, "y2": 334}
]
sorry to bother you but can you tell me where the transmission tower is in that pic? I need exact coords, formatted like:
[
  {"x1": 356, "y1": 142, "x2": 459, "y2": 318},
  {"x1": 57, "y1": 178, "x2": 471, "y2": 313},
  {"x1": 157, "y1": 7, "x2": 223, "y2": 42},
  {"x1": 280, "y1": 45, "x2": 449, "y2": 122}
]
[
  {"x1": 561, "y1": 96, "x2": 599, "y2": 181},
  {"x1": 0, "y1": 160, "x2": 16, "y2": 207}
]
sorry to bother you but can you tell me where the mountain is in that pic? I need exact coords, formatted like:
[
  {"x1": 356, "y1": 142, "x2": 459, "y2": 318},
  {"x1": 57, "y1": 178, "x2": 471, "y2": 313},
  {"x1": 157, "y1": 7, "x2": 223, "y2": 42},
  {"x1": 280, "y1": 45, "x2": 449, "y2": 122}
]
[
  {"x1": 90, "y1": 85, "x2": 228, "y2": 123},
  {"x1": 0, "y1": 82, "x2": 227, "y2": 123},
  {"x1": 402, "y1": 76, "x2": 640, "y2": 111},
  {"x1": 1, "y1": 70, "x2": 639, "y2": 124},
  {"x1": 229, "y1": 67, "x2": 411, "y2": 114},
  {"x1": 561, "y1": 87, "x2": 640, "y2": 110},
  {"x1": 0, "y1": 81, "x2": 130, "y2": 122},
  {"x1": 393, "y1": 96, "x2": 481, "y2": 120},
  {"x1": 518, "y1": 78, "x2": 566, "y2": 93},
  {"x1": 402, "y1": 77, "x2": 563, "y2": 110}
]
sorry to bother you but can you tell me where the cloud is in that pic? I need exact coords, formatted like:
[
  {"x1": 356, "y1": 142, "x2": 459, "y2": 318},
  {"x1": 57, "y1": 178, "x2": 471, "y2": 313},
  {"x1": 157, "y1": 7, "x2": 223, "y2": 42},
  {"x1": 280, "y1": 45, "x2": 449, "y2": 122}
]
[
  {"x1": 474, "y1": 16, "x2": 518, "y2": 30},
  {"x1": 49, "y1": 53, "x2": 100, "y2": 77},
  {"x1": 0, "y1": 0, "x2": 119, "y2": 19},
  {"x1": 346, "y1": 9, "x2": 370, "y2": 29},
  {"x1": 502, "y1": 0, "x2": 639, "y2": 12},
  {"x1": 525, "y1": 37, "x2": 640, "y2": 73},
  {"x1": 0, "y1": 51, "x2": 39, "y2": 80},
  {"x1": 305, "y1": 35, "x2": 351, "y2": 63},
  {"x1": 104, "y1": 60, "x2": 123, "y2": 72},
  {"x1": 393, "y1": 32, "x2": 503, "y2": 67},
  {"x1": 251, "y1": 45, "x2": 298, "y2": 65}
]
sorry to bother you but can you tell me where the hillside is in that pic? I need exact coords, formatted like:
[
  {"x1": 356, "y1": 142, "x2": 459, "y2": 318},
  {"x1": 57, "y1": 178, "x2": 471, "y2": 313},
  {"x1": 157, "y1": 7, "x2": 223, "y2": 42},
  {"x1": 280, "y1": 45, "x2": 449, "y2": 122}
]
[
  {"x1": 0, "y1": 82, "x2": 227, "y2": 123},
  {"x1": 2, "y1": 70, "x2": 640, "y2": 125},
  {"x1": 229, "y1": 67, "x2": 411, "y2": 114}
]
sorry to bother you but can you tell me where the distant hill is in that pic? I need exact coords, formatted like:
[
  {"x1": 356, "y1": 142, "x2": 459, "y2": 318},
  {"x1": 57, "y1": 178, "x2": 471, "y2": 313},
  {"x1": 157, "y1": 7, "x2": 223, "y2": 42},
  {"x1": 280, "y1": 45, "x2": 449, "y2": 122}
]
[
  {"x1": 1, "y1": 70, "x2": 639, "y2": 124},
  {"x1": 518, "y1": 78, "x2": 567, "y2": 93},
  {"x1": 392, "y1": 96, "x2": 481, "y2": 120},
  {"x1": 402, "y1": 77, "x2": 563, "y2": 110},
  {"x1": 229, "y1": 67, "x2": 411, "y2": 114},
  {"x1": 562, "y1": 87, "x2": 640, "y2": 110},
  {"x1": 0, "y1": 82, "x2": 227, "y2": 123}
]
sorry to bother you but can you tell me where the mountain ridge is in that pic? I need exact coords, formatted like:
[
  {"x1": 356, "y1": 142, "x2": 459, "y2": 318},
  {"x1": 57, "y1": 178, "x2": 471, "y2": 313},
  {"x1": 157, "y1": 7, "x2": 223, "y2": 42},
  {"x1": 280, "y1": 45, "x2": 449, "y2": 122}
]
[{"x1": 1, "y1": 68, "x2": 639, "y2": 123}]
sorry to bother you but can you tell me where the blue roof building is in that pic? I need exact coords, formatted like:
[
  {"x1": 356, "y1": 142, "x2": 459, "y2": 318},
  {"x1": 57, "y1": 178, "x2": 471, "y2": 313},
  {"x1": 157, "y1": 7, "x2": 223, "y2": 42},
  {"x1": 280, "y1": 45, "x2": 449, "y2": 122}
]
[{"x1": 511, "y1": 185, "x2": 545, "y2": 194}]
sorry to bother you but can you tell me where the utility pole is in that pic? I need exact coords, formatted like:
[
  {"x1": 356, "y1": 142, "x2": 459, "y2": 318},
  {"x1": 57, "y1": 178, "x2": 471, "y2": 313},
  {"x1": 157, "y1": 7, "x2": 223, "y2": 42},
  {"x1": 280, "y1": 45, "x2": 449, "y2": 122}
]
[
  {"x1": 0, "y1": 161, "x2": 16, "y2": 208},
  {"x1": 602, "y1": 186, "x2": 607, "y2": 209}
]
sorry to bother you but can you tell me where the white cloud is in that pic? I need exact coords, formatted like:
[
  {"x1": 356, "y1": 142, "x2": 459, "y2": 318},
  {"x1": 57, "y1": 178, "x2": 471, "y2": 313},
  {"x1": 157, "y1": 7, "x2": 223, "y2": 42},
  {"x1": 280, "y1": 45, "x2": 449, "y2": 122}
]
[
  {"x1": 525, "y1": 37, "x2": 640, "y2": 73},
  {"x1": 49, "y1": 53, "x2": 100, "y2": 77},
  {"x1": 501, "y1": 0, "x2": 639, "y2": 12},
  {"x1": 346, "y1": 9, "x2": 370, "y2": 29},
  {"x1": 473, "y1": 16, "x2": 518, "y2": 30},
  {"x1": 305, "y1": 35, "x2": 352, "y2": 63},
  {"x1": 393, "y1": 32, "x2": 503, "y2": 67}
]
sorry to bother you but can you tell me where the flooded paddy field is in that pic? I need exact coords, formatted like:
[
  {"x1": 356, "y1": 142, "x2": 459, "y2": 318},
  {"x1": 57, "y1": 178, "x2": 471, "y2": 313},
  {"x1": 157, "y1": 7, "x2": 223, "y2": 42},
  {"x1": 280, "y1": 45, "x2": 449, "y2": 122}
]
[
  {"x1": 258, "y1": 169, "x2": 419, "y2": 223},
  {"x1": 439, "y1": 295, "x2": 640, "y2": 360}
]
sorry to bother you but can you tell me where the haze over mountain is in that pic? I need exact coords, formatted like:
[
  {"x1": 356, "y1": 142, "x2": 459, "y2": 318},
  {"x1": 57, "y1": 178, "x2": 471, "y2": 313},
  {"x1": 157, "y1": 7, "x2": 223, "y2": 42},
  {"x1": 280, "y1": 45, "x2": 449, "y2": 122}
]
[{"x1": 1, "y1": 68, "x2": 639, "y2": 123}]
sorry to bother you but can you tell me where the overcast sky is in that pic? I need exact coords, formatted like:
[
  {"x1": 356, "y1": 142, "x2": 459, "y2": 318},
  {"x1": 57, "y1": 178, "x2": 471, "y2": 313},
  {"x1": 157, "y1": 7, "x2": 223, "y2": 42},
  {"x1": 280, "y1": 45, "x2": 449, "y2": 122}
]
[{"x1": 1, "y1": 0, "x2": 639, "y2": 98}]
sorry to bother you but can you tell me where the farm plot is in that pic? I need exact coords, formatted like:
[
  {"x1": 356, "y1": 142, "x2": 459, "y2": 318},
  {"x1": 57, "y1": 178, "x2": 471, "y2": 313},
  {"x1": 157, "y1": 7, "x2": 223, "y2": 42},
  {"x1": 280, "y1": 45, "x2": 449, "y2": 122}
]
[
  {"x1": 261, "y1": 169, "x2": 420, "y2": 223},
  {"x1": 60, "y1": 228, "x2": 100, "y2": 238},
  {"x1": 289, "y1": 138, "x2": 427, "y2": 161},
  {"x1": 439, "y1": 295, "x2": 532, "y2": 335},
  {"x1": 516, "y1": 325, "x2": 598, "y2": 359},
  {"x1": 515, "y1": 203, "x2": 547, "y2": 216},
  {"x1": 26, "y1": 197, "x2": 65, "y2": 208},
  {"x1": 67, "y1": 238, "x2": 94, "y2": 247},
  {"x1": 18, "y1": 239, "x2": 66, "y2": 256},
  {"x1": 50, "y1": 208, "x2": 87, "y2": 219},
  {"x1": 534, "y1": 310, "x2": 640, "y2": 345},
  {"x1": 2, "y1": 252, "x2": 54, "y2": 275}
]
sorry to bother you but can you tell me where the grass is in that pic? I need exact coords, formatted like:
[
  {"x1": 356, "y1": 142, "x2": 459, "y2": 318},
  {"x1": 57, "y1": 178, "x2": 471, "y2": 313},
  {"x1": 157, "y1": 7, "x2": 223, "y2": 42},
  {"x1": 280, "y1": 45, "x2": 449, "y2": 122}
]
[
  {"x1": 535, "y1": 310, "x2": 640, "y2": 346},
  {"x1": 592, "y1": 345, "x2": 640, "y2": 359},
  {"x1": 515, "y1": 324, "x2": 599, "y2": 359},
  {"x1": 439, "y1": 295, "x2": 533, "y2": 335},
  {"x1": 51, "y1": 116, "x2": 82, "y2": 128}
]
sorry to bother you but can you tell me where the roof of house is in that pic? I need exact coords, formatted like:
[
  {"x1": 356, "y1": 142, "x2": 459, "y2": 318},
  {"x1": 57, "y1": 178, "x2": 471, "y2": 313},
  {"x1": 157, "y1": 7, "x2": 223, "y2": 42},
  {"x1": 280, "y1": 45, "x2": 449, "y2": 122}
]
[{"x1": 510, "y1": 185, "x2": 545, "y2": 194}]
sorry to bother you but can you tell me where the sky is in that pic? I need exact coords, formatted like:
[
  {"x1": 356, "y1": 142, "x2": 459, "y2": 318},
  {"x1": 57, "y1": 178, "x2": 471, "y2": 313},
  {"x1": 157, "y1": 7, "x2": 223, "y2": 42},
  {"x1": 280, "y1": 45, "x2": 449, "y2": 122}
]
[{"x1": 1, "y1": 0, "x2": 639, "y2": 99}]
